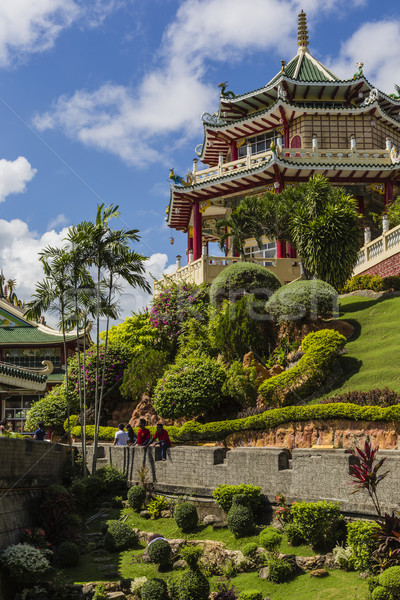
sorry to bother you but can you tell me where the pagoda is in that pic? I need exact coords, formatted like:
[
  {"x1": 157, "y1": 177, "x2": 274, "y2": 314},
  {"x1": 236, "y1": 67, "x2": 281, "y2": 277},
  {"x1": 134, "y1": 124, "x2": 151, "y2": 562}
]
[
  {"x1": 159, "y1": 10, "x2": 400, "y2": 290},
  {"x1": 0, "y1": 276, "x2": 89, "y2": 432}
]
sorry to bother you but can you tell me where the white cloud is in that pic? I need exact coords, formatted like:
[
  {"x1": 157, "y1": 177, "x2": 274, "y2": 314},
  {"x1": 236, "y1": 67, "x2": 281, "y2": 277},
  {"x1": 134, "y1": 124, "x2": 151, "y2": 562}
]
[
  {"x1": 0, "y1": 156, "x2": 36, "y2": 202},
  {"x1": 0, "y1": 218, "x2": 171, "y2": 326},
  {"x1": 34, "y1": 0, "x2": 360, "y2": 168},
  {"x1": 329, "y1": 20, "x2": 400, "y2": 94},
  {"x1": 47, "y1": 213, "x2": 69, "y2": 229},
  {"x1": 0, "y1": 0, "x2": 124, "y2": 67}
]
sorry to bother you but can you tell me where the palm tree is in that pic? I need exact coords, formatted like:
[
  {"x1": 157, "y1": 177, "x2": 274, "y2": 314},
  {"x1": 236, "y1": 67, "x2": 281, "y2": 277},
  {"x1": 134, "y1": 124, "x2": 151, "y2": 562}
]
[{"x1": 216, "y1": 196, "x2": 265, "y2": 260}]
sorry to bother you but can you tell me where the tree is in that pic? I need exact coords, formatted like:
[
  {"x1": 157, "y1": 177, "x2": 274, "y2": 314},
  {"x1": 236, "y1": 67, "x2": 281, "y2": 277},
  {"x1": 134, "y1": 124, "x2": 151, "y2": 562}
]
[
  {"x1": 290, "y1": 175, "x2": 361, "y2": 289},
  {"x1": 216, "y1": 196, "x2": 265, "y2": 259}
]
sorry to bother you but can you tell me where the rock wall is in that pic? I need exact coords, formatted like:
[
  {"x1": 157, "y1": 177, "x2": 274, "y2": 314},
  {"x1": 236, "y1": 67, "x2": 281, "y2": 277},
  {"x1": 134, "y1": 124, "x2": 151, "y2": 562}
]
[
  {"x1": 226, "y1": 419, "x2": 400, "y2": 450},
  {"x1": 87, "y1": 444, "x2": 400, "y2": 518},
  {"x1": 0, "y1": 437, "x2": 69, "y2": 550}
]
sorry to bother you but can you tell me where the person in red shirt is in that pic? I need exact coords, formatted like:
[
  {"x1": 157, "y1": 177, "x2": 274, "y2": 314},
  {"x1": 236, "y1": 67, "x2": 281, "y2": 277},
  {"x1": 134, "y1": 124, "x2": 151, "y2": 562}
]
[
  {"x1": 137, "y1": 419, "x2": 151, "y2": 447},
  {"x1": 150, "y1": 423, "x2": 171, "y2": 461}
]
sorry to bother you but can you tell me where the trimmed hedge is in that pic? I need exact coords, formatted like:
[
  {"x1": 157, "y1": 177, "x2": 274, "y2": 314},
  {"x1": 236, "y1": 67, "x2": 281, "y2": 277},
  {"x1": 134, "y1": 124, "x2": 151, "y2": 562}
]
[
  {"x1": 265, "y1": 279, "x2": 338, "y2": 322},
  {"x1": 259, "y1": 527, "x2": 282, "y2": 551},
  {"x1": 213, "y1": 484, "x2": 262, "y2": 513},
  {"x1": 210, "y1": 262, "x2": 281, "y2": 305},
  {"x1": 340, "y1": 274, "x2": 400, "y2": 294},
  {"x1": 141, "y1": 578, "x2": 169, "y2": 600},
  {"x1": 104, "y1": 521, "x2": 138, "y2": 552},
  {"x1": 174, "y1": 502, "x2": 198, "y2": 532},
  {"x1": 128, "y1": 485, "x2": 146, "y2": 511},
  {"x1": 258, "y1": 329, "x2": 346, "y2": 406}
]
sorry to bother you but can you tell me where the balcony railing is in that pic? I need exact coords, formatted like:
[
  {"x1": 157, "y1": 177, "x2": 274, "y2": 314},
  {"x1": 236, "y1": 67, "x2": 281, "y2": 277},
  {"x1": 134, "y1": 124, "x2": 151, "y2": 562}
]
[
  {"x1": 353, "y1": 223, "x2": 400, "y2": 275},
  {"x1": 154, "y1": 255, "x2": 301, "y2": 294}
]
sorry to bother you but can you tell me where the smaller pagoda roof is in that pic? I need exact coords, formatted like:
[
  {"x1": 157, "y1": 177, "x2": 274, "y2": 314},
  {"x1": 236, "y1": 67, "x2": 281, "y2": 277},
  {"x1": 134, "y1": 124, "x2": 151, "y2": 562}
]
[{"x1": 0, "y1": 325, "x2": 78, "y2": 345}]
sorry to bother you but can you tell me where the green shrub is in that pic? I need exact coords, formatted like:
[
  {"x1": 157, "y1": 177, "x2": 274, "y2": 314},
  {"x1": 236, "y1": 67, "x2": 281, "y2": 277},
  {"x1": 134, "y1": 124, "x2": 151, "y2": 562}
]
[
  {"x1": 93, "y1": 584, "x2": 107, "y2": 600},
  {"x1": 238, "y1": 591, "x2": 263, "y2": 600},
  {"x1": 242, "y1": 542, "x2": 259, "y2": 558},
  {"x1": 180, "y1": 545, "x2": 203, "y2": 568},
  {"x1": 382, "y1": 276, "x2": 400, "y2": 291},
  {"x1": 340, "y1": 274, "x2": 384, "y2": 294},
  {"x1": 57, "y1": 541, "x2": 80, "y2": 567},
  {"x1": 111, "y1": 496, "x2": 123, "y2": 509},
  {"x1": 70, "y1": 425, "x2": 117, "y2": 441},
  {"x1": 379, "y1": 566, "x2": 400, "y2": 594},
  {"x1": 104, "y1": 520, "x2": 138, "y2": 553},
  {"x1": 0, "y1": 544, "x2": 50, "y2": 582},
  {"x1": 368, "y1": 575, "x2": 380, "y2": 593},
  {"x1": 210, "y1": 262, "x2": 281, "y2": 305},
  {"x1": 213, "y1": 484, "x2": 262, "y2": 513},
  {"x1": 332, "y1": 544, "x2": 354, "y2": 571},
  {"x1": 259, "y1": 527, "x2": 282, "y2": 551},
  {"x1": 120, "y1": 348, "x2": 170, "y2": 401},
  {"x1": 63, "y1": 414, "x2": 79, "y2": 432},
  {"x1": 371, "y1": 586, "x2": 394, "y2": 600},
  {"x1": 174, "y1": 502, "x2": 198, "y2": 532},
  {"x1": 140, "y1": 578, "x2": 169, "y2": 600},
  {"x1": 153, "y1": 354, "x2": 226, "y2": 419},
  {"x1": 147, "y1": 538, "x2": 172, "y2": 569},
  {"x1": 95, "y1": 466, "x2": 126, "y2": 491},
  {"x1": 259, "y1": 329, "x2": 346, "y2": 407},
  {"x1": 347, "y1": 520, "x2": 379, "y2": 571},
  {"x1": 178, "y1": 568, "x2": 210, "y2": 600},
  {"x1": 25, "y1": 386, "x2": 76, "y2": 433},
  {"x1": 227, "y1": 498, "x2": 254, "y2": 538},
  {"x1": 291, "y1": 500, "x2": 344, "y2": 551},
  {"x1": 285, "y1": 523, "x2": 305, "y2": 546},
  {"x1": 266, "y1": 279, "x2": 338, "y2": 322},
  {"x1": 265, "y1": 555, "x2": 296, "y2": 583},
  {"x1": 148, "y1": 495, "x2": 170, "y2": 520},
  {"x1": 209, "y1": 296, "x2": 275, "y2": 362},
  {"x1": 222, "y1": 360, "x2": 259, "y2": 406},
  {"x1": 127, "y1": 485, "x2": 146, "y2": 511}
]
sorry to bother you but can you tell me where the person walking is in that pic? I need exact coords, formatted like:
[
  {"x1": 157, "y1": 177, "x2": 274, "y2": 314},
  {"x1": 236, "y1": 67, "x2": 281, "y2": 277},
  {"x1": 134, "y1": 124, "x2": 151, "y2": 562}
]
[
  {"x1": 126, "y1": 423, "x2": 137, "y2": 446},
  {"x1": 33, "y1": 422, "x2": 46, "y2": 441},
  {"x1": 150, "y1": 423, "x2": 171, "y2": 461},
  {"x1": 113, "y1": 423, "x2": 129, "y2": 446},
  {"x1": 137, "y1": 419, "x2": 151, "y2": 447}
]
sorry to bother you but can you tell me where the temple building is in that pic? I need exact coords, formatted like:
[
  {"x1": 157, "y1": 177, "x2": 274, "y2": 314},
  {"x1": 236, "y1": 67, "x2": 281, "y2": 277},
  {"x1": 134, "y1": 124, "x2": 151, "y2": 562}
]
[
  {"x1": 159, "y1": 10, "x2": 400, "y2": 291},
  {"x1": 0, "y1": 277, "x2": 89, "y2": 432}
]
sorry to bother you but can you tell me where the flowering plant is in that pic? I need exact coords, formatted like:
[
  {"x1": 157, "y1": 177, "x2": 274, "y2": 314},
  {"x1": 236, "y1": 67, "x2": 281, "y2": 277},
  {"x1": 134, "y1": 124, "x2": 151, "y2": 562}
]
[
  {"x1": 21, "y1": 528, "x2": 50, "y2": 549},
  {"x1": 274, "y1": 492, "x2": 293, "y2": 525}
]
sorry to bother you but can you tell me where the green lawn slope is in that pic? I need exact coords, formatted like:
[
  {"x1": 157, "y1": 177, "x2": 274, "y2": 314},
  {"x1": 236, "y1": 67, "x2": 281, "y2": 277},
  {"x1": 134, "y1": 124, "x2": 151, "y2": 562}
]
[{"x1": 327, "y1": 295, "x2": 400, "y2": 396}]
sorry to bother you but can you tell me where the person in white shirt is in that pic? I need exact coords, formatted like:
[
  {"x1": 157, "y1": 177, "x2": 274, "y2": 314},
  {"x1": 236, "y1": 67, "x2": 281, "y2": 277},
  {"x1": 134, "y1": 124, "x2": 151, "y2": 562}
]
[{"x1": 113, "y1": 423, "x2": 129, "y2": 446}]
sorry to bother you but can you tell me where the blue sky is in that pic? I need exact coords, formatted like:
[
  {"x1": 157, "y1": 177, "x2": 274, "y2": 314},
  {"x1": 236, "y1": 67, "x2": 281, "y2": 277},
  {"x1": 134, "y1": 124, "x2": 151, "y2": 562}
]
[{"x1": 0, "y1": 0, "x2": 399, "y2": 322}]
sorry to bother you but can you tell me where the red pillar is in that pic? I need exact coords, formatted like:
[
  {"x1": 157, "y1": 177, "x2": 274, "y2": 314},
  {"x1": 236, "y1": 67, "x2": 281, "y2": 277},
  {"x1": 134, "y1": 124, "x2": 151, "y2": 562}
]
[
  {"x1": 286, "y1": 242, "x2": 297, "y2": 258},
  {"x1": 284, "y1": 122, "x2": 289, "y2": 149},
  {"x1": 276, "y1": 240, "x2": 286, "y2": 258},
  {"x1": 231, "y1": 140, "x2": 238, "y2": 162},
  {"x1": 193, "y1": 202, "x2": 202, "y2": 261},
  {"x1": 187, "y1": 229, "x2": 193, "y2": 264},
  {"x1": 357, "y1": 197, "x2": 365, "y2": 214},
  {"x1": 385, "y1": 181, "x2": 393, "y2": 207}
]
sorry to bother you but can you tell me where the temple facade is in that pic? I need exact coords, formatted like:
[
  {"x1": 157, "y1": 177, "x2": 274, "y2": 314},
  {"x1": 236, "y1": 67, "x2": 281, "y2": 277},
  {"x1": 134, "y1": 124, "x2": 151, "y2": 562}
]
[
  {"x1": 0, "y1": 278, "x2": 88, "y2": 432},
  {"x1": 159, "y1": 10, "x2": 400, "y2": 291}
]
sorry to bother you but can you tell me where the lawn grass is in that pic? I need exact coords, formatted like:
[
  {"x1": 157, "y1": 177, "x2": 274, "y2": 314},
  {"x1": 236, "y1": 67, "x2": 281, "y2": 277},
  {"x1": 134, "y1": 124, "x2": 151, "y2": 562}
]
[{"x1": 314, "y1": 295, "x2": 400, "y2": 399}]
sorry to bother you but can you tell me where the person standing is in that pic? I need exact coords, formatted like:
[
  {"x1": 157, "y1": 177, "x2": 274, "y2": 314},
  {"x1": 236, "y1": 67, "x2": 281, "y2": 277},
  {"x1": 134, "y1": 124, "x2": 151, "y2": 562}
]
[
  {"x1": 33, "y1": 422, "x2": 46, "y2": 441},
  {"x1": 113, "y1": 423, "x2": 129, "y2": 446},
  {"x1": 150, "y1": 423, "x2": 171, "y2": 461},
  {"x1": 137, "y1": 419, "x2": 151, "y2": 447}
]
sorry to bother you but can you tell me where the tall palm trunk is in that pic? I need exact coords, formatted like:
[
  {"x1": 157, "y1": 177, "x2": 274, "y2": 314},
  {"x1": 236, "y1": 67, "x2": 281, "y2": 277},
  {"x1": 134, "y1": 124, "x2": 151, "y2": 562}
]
[
  {"x1": 74, "y1": 293, "x2": 85, "y2": 476},
  {"x1": 97, "y1": 274, "x2": 113, "y2": 437},
  {"x1": 92, "y1": 264, "x2": 102, "y2": 474}
]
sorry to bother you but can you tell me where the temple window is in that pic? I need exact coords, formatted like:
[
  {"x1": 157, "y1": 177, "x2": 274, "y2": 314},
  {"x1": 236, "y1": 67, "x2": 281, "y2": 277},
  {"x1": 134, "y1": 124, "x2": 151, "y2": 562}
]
[
  {"x1": 2, "y1": 347, "x2": 61, "y2": 368},
  {"x1": 3, "y1": 394, "x2": 41, "y2": 432},
  {"x1": 245, "y1": 242, "x2": 276, "y2": 264},
  {"x1": 238, "y1": 131, "x2": 279, "y2": 158}
]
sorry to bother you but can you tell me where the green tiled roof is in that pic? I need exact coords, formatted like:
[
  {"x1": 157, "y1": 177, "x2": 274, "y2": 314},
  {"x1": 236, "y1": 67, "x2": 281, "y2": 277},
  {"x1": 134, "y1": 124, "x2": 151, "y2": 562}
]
[
  {"x1": 0, "y1": 326, "x2": 76, "y2": 344},
  {"x1": 0, "y1": 362, "x2": 47, "y2": 384}
]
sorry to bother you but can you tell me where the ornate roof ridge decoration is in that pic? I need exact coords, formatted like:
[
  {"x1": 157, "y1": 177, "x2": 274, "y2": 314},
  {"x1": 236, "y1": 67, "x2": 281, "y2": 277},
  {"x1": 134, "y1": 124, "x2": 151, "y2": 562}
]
[
  {"x1": 297, "y1": 9, "x2": 309, "y2": 51},
  {"x1": 0, "y1": 360, "x2": 48, "y2": 384}
]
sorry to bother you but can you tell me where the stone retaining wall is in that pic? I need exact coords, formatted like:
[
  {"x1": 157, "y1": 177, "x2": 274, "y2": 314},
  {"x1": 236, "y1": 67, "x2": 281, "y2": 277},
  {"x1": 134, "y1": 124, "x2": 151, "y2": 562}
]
[{"x1": 86, "y1": 444, "x2": 400, "y2": 518}]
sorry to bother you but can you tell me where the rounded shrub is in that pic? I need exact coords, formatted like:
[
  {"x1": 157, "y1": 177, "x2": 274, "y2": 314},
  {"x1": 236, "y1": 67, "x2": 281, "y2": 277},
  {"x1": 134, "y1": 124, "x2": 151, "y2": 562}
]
[
  {"x1": 174, "y1": 502, "x2": 199, "y2": 532},
  {"x1": 140, "y1": 578, "x2": 169, "y2": 600},
  {"x1": 285, "y1": 523, "x2": 305, "y2": 546},
  {"x1": 210, "y1": 262, "x2": 281, "y2": 305},
  {"x1": 153, "y1": 354, "x2": 226, "y2": 419},
  {"x1": 104, "y1": 520, "x2": 138, "y2": 553},
  {"x1": 266, "y1": 556, "x2": 296, "y2": 583},
  {"x1": 57, "y1": 541, "x2": 80, "y2": 567},
  {"x1": 259, "y1": 527, "x2": 282, "y2": 551},
  {"x1": 379, "y1": 566, "x2": 400, "y2": 594},
  {"x1": 238, "y1": 591, "x2": 263, "y2": 600},
  {"x1": 178, "y1": 569, "x2": 210, "y2": 600},
  {"x1": 265, "y1": 279, "x2": 338, "y2": 322},
  {"x1": 147, "y1": 538, "x2": 172, "y2": 569},
  {"x1": 372, "y1": 587, "x2": 394, "y2": 600},
  {"x1": 127, "y1": 485, "x2": 146, "y2": 511},
  {"x1": 227, "y1": 501, "x2": 254, "y2": 538},
  {"x1": 1, "y1": 544, "x2": 50, "y2": 582},
  {"x1": 242, "y1": 542, "x2": 259, "y2": 559}
]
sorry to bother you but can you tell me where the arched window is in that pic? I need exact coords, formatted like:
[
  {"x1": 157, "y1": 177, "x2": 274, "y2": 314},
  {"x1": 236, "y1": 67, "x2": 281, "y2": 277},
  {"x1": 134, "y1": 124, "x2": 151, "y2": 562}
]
[{"x1": 291, "y1": 135, "x2": 301, "y2": 148}]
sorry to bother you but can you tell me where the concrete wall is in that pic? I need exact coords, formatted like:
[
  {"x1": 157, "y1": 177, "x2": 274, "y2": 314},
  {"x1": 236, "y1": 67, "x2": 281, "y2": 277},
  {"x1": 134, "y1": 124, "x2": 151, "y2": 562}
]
[
  {"x1": 0, "y1": 437, "x2": 69, "y2": 550},
  {"x1": 87, "y1": 445, "x2": 400, "y2": 518}
]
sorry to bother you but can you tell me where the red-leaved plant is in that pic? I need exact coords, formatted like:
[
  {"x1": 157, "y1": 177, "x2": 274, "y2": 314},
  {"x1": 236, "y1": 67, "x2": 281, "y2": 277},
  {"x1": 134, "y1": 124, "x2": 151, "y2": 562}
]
[{"x1": 348, "y1": 441, "x2": 389, "y2": 517}]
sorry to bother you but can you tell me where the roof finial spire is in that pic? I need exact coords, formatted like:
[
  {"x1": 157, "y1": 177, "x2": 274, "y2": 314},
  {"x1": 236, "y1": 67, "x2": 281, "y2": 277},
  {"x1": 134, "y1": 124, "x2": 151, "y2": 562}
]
[{"x1": 297, "y1": 9, "x2": 309, "y2": 52}]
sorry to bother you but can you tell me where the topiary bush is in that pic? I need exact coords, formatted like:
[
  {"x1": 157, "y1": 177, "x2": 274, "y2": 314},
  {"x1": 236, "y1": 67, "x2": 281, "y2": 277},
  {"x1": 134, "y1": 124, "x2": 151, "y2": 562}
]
[
  {"x1": 177, "y1": 568, "x2": 210, "y2": 600},
  {"x1": 127, "y1": 485, "x2": 146, "y2": 511},
  {"x1": 210, "y1": 262, "x2": 281, "y2": 305},
  {"x1": 174, "y1": 502, "x2": 198, "y2": 532},
  {"x1": 25, "y1": 386, "x2": 75, "y2": 434},
  {"x1": 153, "y1": 354, "x2": 226, "y2": 419},
  {"x1": 213, "y1": 485, "x2": 262, "y2": 513},
  {"x1": 104, "y1": 521, "x2": 138, "y2": 553},
  {"x1": 56, "y1": 541, "x2": 80, "y2": 567},
  {"x1": 285, "y1": 523, "x2": 306, "y2": 546},
  {"x1": 379, "y1": 566, "x2": 400, "y2": 594},
  {"x1": 265, "y1": 555, "x2": 296, "y2": 583},
  {"x1": 227, "y1": 496, "x2": 254, "y2": 538},
  {"x1": 242, "y1": 542, "x2": 259, "y2": 559},
  {"x1": 259, "y1": 527, "x2": 282, "y2": 551},
  {"x1": 180, "y1": 545, "x2": 204, "y2": 568},
  {"x1": 291, "y1": 500, "x2": 344, "y2": 551},
  {"x1": 346, "y1": 520, "x2": 379, "y2": 571},
  {"x1": 147, "y1": 538, "x2": 172, "y2": 569},
  {"x1": 371, "y1": 587, "x2": 394, "y2": 600},
  {"x1": 238, "y1": 591, "x2": 263, "y2": 600},
  {"x1": 265, "y1": 279, "x2": 338, "y2": 322},
  {"x1": 0, "y1": 544, "x2": 50, "y2": 583},
  {"x1": 140, "y1": 578, "x2": 169, "y2": 600}
]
